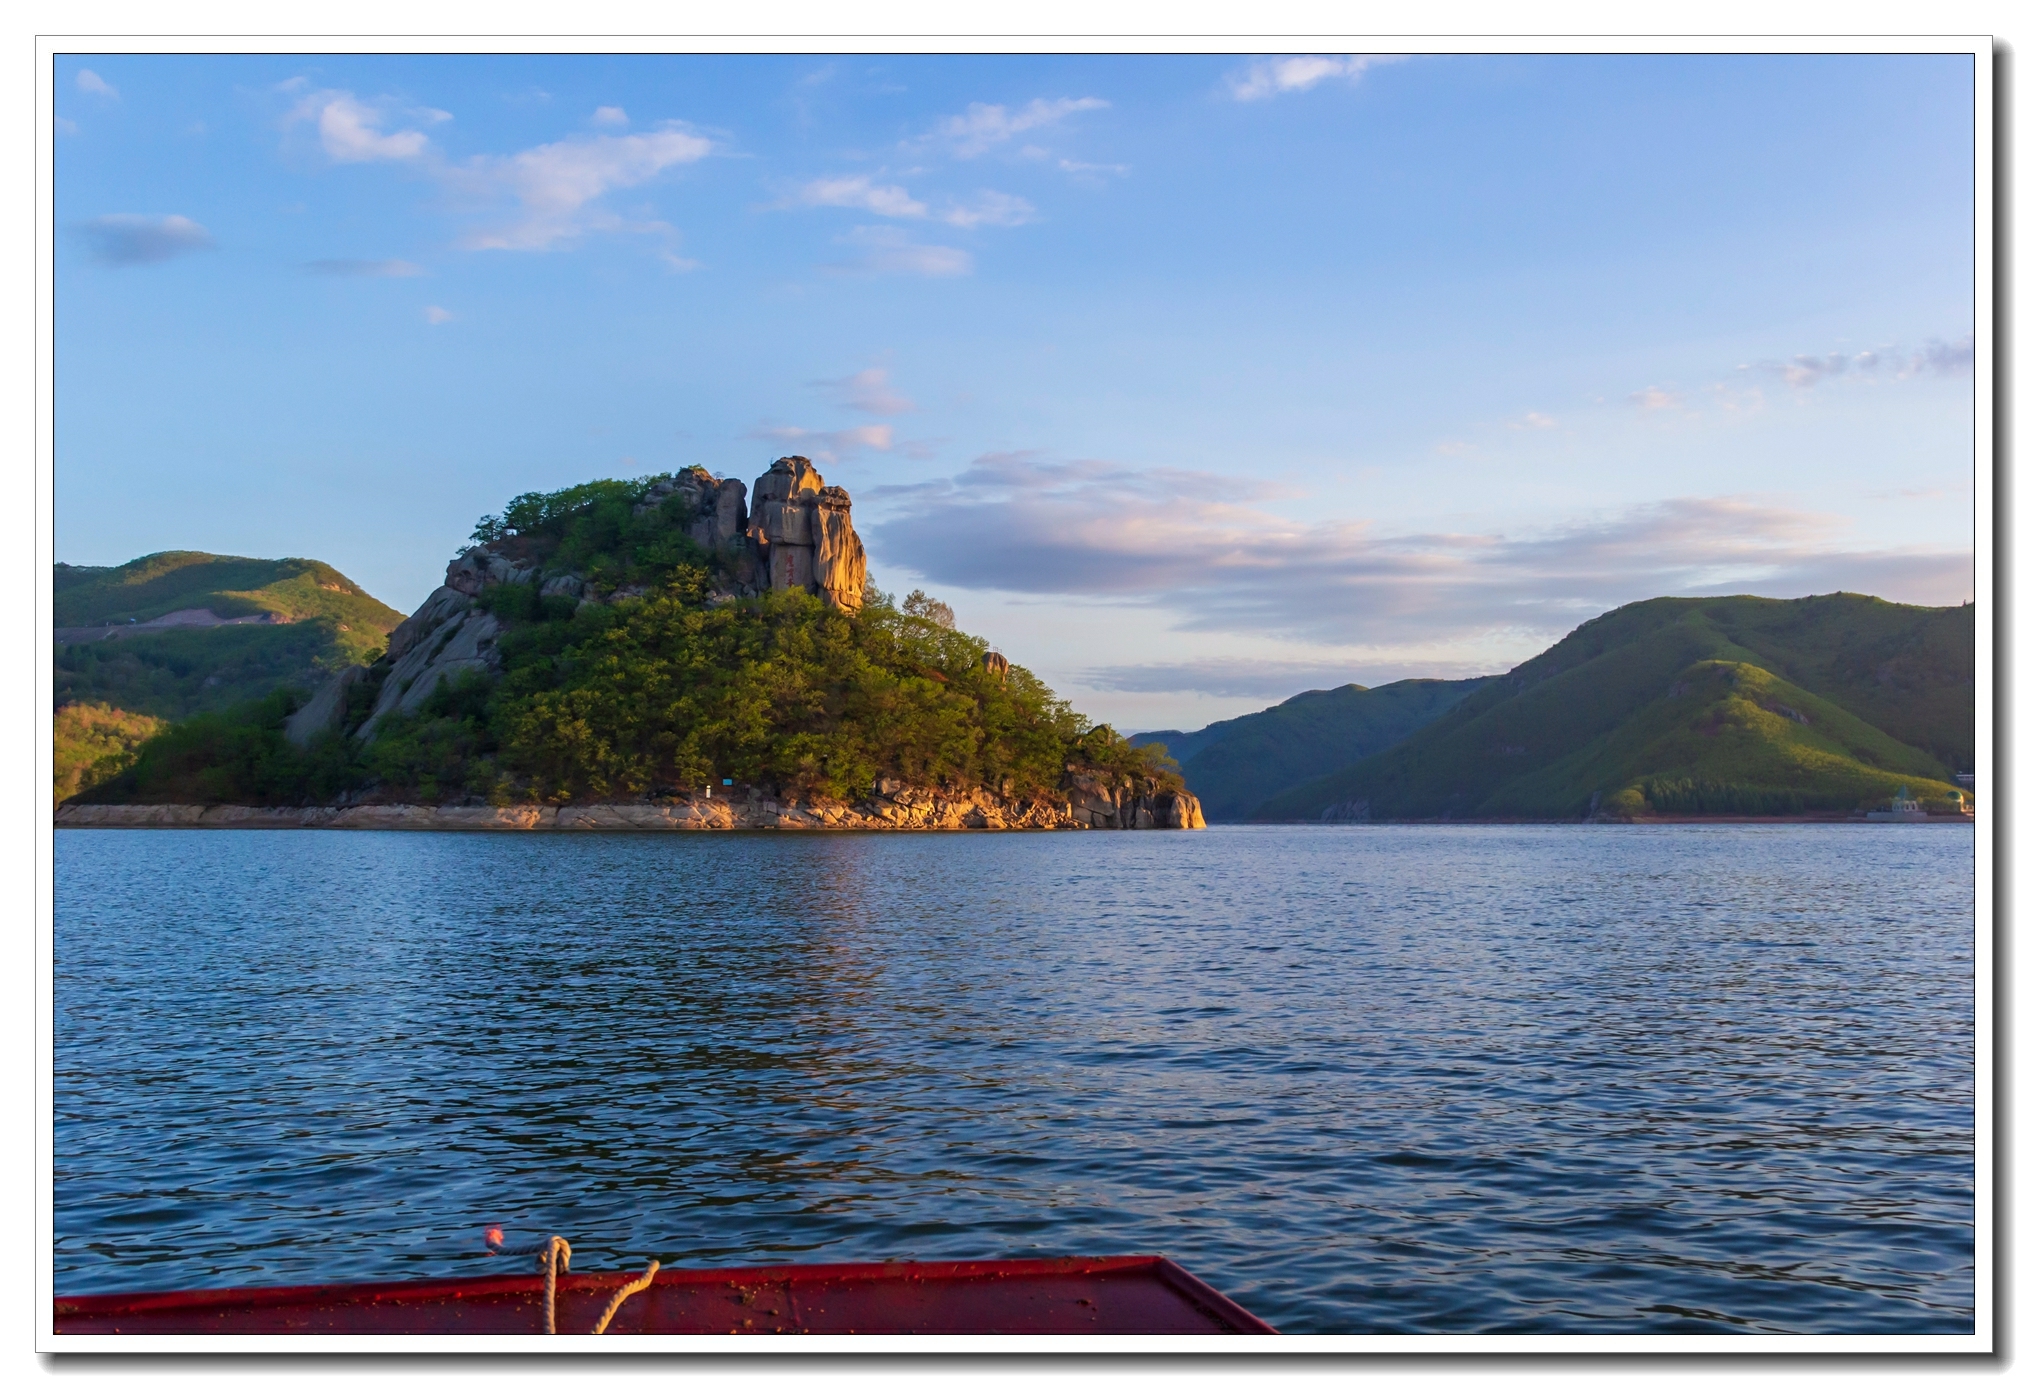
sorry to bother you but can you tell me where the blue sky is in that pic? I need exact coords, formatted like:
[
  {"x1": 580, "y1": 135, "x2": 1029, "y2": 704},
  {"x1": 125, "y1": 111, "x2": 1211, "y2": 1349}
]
[{"x1": 54, "y1": 52, "x2": 1975, "y2": 731}]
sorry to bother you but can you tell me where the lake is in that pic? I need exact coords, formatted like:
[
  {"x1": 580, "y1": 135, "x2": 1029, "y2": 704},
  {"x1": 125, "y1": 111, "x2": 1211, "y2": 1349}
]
[{"x1": 52, "y1": 823, "x2": 1975, "y2": 1334}]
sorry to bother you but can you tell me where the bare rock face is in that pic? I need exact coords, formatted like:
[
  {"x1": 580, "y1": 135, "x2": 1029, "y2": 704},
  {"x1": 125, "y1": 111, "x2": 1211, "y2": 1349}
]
[
  {"x1": 748, "y1": 456, "x2": 866, "y2": 613},
  {"x1": 1065, "y1": 773, "x2": 1206, "y2": 830},
  {"x1": 283, "y1": 663, "x2": 367, "y2": 748},
  {"x1": 354, "y1": 588, "x2": 503, "y2": 742}
]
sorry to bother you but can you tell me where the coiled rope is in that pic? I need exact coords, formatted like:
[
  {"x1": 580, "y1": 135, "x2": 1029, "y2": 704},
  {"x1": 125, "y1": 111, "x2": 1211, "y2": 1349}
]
[{"x1": 485, "y1": 1227, "x2": 658, "y2": 1334}]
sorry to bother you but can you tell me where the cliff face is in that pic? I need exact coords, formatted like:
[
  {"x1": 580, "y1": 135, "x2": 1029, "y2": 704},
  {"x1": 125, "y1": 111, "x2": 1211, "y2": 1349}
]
[{"x1": 747, "y1": 457, "x2": 868, "y2": 613}]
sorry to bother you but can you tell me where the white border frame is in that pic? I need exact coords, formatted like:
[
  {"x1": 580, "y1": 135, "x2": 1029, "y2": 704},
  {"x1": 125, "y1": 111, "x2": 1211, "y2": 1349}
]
[{"x1": 34, "y1": 29, "x2": 1995, "y2": 1358}]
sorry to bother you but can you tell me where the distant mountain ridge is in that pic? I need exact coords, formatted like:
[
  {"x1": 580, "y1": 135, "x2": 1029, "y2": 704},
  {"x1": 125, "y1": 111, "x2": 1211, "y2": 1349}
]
[
  {"x1": 1251, "y1": 593, "x2": 1972, "y2": 822},
  {"x1": 54, "y1": 552, "x2": 404, "y2": 723},
  {"x1": 1134, "y1": 677, "x2": 1489, "y2": 821}
]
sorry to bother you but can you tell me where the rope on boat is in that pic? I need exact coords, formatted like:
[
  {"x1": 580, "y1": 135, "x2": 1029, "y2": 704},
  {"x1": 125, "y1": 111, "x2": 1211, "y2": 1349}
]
[
  {"x1": 485, "y1": 1227, "x2": 657, "y2": 1334},
  {"x1": 539, "y1": 1236, "x2": 571, "y2": 1335},
  {"x1": 591, "y1": 1260, "x2": 662, "y2": 1335}
]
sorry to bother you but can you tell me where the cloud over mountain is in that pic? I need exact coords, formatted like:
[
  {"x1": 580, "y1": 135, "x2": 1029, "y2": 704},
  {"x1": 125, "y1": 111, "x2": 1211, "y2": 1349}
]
[{"x1": 868, "y1": 453, "x2": 1971, "y2": 647}]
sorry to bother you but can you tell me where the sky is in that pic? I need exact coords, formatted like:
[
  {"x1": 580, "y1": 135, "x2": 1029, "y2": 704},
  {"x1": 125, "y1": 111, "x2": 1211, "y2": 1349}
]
[{"x1": 52, "y1": 51, "x2": 1976, "y2": 733}]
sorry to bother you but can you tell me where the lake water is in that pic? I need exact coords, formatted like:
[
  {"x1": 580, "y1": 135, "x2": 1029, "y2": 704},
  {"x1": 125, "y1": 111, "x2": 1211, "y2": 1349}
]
[{"x1": 53, "y1": 824, "x2": 1975, "y2": 1335}]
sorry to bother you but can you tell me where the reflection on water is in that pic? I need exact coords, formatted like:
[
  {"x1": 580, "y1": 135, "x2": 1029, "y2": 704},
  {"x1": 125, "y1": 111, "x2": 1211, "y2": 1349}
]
[{"x1": 55, "y1": 824, "x2": 1973, "y2": 1333}]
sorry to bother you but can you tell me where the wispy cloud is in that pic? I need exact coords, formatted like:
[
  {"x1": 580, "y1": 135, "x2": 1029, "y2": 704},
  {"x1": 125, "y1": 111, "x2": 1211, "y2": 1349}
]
[
  {"x1": 1512, "y1": 412, "x2": 1557, "y2": 430},
  {"x1": 780, "y1": 177, "x2": 1034, "y2": 229},
  {"x1": 56, "y1": 116, "x2": 79, "y2": 136},
  {"x1": 867, "y1": 453, "x2": 1970, "y2": 647},
  {"x1": 783, "y1": 175, "x2": 928, "y2": 218},
  {"x1": 749, "y1": 422, "x2": 894, "y2": 462},
  {"x1": 942, "y1": 190, "x2": 1035, "y2": 228},
  {"x1": 424, "y1": 305, "x2": 453, "y2": 324},
  {"x1": 454, "y1": 126, "x2": 712, "y2": 251},
  {"x1": 76, "y1": 69, "x2": 118, "y2": 99},
  {"x1": 920, "y1": 97, "x2": 1108, "y2": 158},
  {"x1": 1629, "y1": 386, "x2": 1684, "y2": 410},
  {"x1": 1740, "y1": 335, "x2": 1975, "y2": 390},
  {"x1": 1083, "y1": 659, "x2": 1368, "y2": 701},
  {"x1": 1088, "y1": 657, "x2": 1499, "y2": 702},
  {"x1": 1228, "y1": 54, "x2": 1406, "y2": 101},
  {"x1": 812, "y1": 367, "x2": 914, "y2": 415},
  {"x1": 288, "y1": 89, "x2": 441, "y2": 163},
  {"x1": 74, "y1": 213, "x2": 214, "y2": 266},
  {"x1": 823, "y1": 226, "x2": 971, "y2": 277},
  {"x1": 303, "y1": 257, "x2": 424, "y2": 277},
  {"x1": 280, "y1": 85, "x2": 709, "y2": 255}
]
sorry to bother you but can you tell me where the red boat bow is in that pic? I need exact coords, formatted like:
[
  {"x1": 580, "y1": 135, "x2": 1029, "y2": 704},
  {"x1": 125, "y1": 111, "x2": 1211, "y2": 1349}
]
[{"x1": 54, "y1": 1254, "x2": 1277, "y2": 1336}]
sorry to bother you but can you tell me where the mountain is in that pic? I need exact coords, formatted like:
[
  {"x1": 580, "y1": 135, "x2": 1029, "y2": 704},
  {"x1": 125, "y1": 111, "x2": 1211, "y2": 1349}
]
[
  {"x1": 1133, "y1": 677, "x2": 1488, "y2": 821},
  {"x1": 53, "y1": 552, "x2": 405, "y2": 804},
  {"x1": 77, "y1": 461, "x2": 1203, "y2": 831},
  {"x1": 54, "y1": 552, "x2": 405, "y2": 721},
  {"x1": 1252, "y1": 594, "x2": 1972, "y2": 822}
]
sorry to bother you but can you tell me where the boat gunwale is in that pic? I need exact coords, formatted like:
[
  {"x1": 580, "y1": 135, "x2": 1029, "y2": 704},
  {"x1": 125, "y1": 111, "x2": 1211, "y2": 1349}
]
[{"x1": 54, "y1": 1254, "x2": 1277, "y2": 1335}]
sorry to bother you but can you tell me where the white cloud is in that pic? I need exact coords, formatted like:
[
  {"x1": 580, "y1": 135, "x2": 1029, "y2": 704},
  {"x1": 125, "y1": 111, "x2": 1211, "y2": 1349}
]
[
  {"x1": 457, "y1": 126, "x2": 712, "y2": 251},
  {"x1": 749, "y1": 423, "x2": 894, "y2": 462},
  {"x1": 290, "y1": 90, "x2": 436, "y2": 163},
  {"x1": 784, "y1": 175, "x2": 928, "y2": 219},
  {"x1": 304, "y1": 258, "x2": 424, "y2": 277},
  {"x1": 1513, "y1": 412, "x2": 1557, "y2": 430},
  {"x1": 56, "y1": 116, "x2": 79, "y2": 136},
  {"x1": 866, "y1": 453, "x2": 1970, "y2": 646},
  {"x1": 76, "y1": 69, "x2": 118, "y2": 99},
  {"x1": 1228, "y1": 54, "x2": 1406, "y2": 101},
  {"x1": 591, "y1": 106, "x2": 629, "y2": 128},
  {"x1": 924, "y1": 97, "x2": 1108, "y2": 158},
  {"x1": 812, "y1": 367, "x2": 914, "y2": 415},
  {"x1": 781, "y1": 178, "x2": 1033, "y2": 229},
  {"x1": 823, "y1": 226, "x2": 971, "y2": 277},
  {"x1": 424, "y1": 305, "x2": 453, "y2": 324},
  {"x1": 74, "y1": 213, "x2": 214, "y2": 266},
  {"x1": 942, "y1": 190, "x2": 1035, "y2": 229}
]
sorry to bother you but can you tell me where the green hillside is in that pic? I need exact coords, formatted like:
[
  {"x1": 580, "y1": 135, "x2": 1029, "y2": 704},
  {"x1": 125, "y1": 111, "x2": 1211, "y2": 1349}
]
[
  {"x1": 1134, "y1": 677, "x2": 1487, "y2": 821},
  {"x1": 57, "y1": 551, "x2": 401, "y2": 637},
  {"x1": 1253, "y1": 594, "x2": 1973, "y2": 822},
  {"x1": 54, "y1": 553, "x2": 404, "y2": 721}
]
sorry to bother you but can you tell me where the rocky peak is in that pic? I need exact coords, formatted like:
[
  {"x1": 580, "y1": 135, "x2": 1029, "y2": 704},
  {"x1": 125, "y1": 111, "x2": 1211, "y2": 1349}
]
[{"x1": 746, "y1": 456, "x2": 866, "y2": 614}]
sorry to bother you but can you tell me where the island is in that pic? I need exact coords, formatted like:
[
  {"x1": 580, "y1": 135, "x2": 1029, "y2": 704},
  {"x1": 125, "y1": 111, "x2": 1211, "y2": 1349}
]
[{"x1": 59, "y1": 458, "x2": 1205, "y2": 832}]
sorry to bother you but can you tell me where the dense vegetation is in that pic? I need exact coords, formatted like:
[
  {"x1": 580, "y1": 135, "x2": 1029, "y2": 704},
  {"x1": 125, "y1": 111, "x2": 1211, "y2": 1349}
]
[
  {"x1": 52, "y1": 703, "x2": 167, "y2": 806},
  {"x1": 1133, "y1": 677, "x2": 1487, "y2": 821},
  {"x1": 1251, "y1": 594, "x2": 1973, "y2": 821},
  {"x1": 79, "y1": 476, "x2": 1180, "y2": 808}
]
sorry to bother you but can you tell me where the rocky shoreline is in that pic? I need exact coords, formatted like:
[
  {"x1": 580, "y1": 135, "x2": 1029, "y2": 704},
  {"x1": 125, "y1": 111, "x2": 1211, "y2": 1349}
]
[{"x1": 56, "y1": 782, "x2": 1207, "y2": 833}]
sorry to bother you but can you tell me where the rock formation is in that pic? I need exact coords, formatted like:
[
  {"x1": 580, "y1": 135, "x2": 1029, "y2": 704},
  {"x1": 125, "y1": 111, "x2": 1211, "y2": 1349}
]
[{"x1": 747, "y1": 456, "x2": 866, "y2": 613}]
